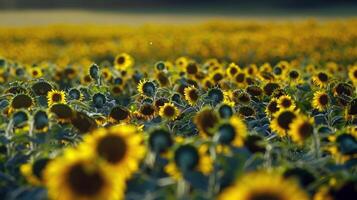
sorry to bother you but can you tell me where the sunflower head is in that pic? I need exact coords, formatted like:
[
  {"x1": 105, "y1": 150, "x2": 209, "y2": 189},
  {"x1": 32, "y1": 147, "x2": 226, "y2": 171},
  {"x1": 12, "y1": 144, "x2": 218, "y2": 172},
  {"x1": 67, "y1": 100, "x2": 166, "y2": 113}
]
[
  {"x1": 89, "y1": 63, "x2": 100, "y2": 80},
  {"x1": 206, "y1": 88, "x2": 224, "y2": 106},
  {"x1": 348, "y1": 65, "x2": 357, "y2": 85},
  {"x1": 148, "y1": 128, "x2": 173, "y2": 154},
  {"x1": 312, "y1": 91, "x2": 329, "y2": 111},
  {"x1": 47, "y1": 89, "x2": 66, "y2": 107},
  {"x1": 333, "y1": 82, "x2": 353, "y2": 106},
  {"x1": 185, "y1": 61, "x2": 199, "y2": 75},
  {"x1": 49, "y1": 103, "x2": 73, "y2": 123},
  {"x1": 92, "y1": 93, "x2": 106, "y2": 109},
  {"x1": 28, "y1": 67, "x2": 43, "y2": 78},
  {"x1": 138, "y1": 103, "x2": 156, "y2": 120},
  {"x1": 34, "y1": 110, "x2": 49, "y2": 132},
  {"x1": 263, "y1": 82, "x2": 280, "y2": 96},
  {"x1": 71, "y1": 111, "x2": 97, "y2": 134},
  {"x1": 108, "y1": 106, "x2": 130, "y2": 123},
  {"x1": 218, "y1": 103, "x2": 234, "y2": 119},
  {"x1": 137, "y1": 79, "x2": 156, "y2": 97},
  {"x1": 12, "y1": 110, "x2": 29, "y2": 128},
  {"x1": 156, "y1": 71, "x2": 170, "y2": 87},
  {"x1": 246, "y1": 85, "x2": 263, "y2": 97},
  {"x1": 288, "y1": 115, "x2": 314, "y2": 144},
  {"x1": 114, "y1": 53, "x2": 134, "y2": 70},
  {"x1": 238, "y1": 106, "x2": 256, "y2": 118},
  {"x1": 68, "y1": 88, "x2": 82, "y2": 100},
  {"x1": 277, "y1": 95, "x2": 296, "y2": 110},
  {"x1": 216, "y1": 116, "x2": 247, "y2": 147},
  {"x1": 81, "y1": 124, "x2": 146, "y2": 178},
  {"x1": 155, "y1": 61, "x2": 167, "y2": 71},
  {"x1": 271, "y1": 109, "x2": 298, "y2": 137},
  {"x1": 312, "y1": 71, "x2": 330, "y2": 88},
  {"x1": 159, "y1": 102, "x2": 179, "y2": 121},
  {"x1": 21, "y1": 158, "x2": 51, "y2": 185},
  {"x1": 194, "y1": 107, "x2": 219, "y2": 137},
  {"x1": 45, "y1": 151, "x2": 124, "y2": 200},
  {"x1": 10, "y1": 93, "x2": 34, "y2": 110},
  {"x1": 226, "y1": 63, "x2": 240, "y2": 78},
  {"x1": 244, "y1": 135, "x2": 266, "y2": 153},
  {"x1": 266, "y1": 98, "x2": 280, "y2": 117},
  {"x1": 218, "y1": 172, "x2": 309, "y2": 200},
  {"x1": 184, "y1": 86, "x2": 199, "y2": 106}
]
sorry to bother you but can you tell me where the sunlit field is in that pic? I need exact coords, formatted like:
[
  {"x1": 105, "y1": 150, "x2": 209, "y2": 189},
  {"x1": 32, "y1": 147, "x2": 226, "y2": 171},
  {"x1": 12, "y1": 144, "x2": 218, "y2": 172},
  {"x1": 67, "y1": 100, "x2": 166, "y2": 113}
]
[{"x1": 0, "y1": 16, "x2": 357, "y2": 200}]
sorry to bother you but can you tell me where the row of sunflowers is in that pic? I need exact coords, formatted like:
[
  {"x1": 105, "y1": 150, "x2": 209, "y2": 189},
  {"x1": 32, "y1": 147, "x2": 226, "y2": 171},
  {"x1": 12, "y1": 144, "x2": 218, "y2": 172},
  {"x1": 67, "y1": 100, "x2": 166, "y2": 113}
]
[{"x1": 0, "y1": 20, "x2": 356, "y2": 200}]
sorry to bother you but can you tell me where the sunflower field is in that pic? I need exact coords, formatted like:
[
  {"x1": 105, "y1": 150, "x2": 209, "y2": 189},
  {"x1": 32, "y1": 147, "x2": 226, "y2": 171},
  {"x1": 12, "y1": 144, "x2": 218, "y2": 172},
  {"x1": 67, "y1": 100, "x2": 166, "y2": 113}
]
[{"x1": 0, "y1": 20, "x2": 356, "y2": 200}]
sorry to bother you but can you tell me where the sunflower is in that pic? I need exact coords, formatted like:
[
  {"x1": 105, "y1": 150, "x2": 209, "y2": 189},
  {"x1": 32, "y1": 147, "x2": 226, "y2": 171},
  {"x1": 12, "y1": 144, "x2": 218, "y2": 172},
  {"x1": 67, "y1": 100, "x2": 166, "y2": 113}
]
[
  {"x1": 155, "y1": 71, "x2": 170, "y2": 86},
  {"x1": 263, "y1": 82, "x2": 280, "y2": 96},
  {"x1": 47, "y1": 89, "x2": 66, "y2": 107},
  {"x1": 148, "y1": 128, "x2": 173, "y2": 154},
  {"x1": 159, "y1": 102, "x2": 179, "y2": 121},
  {"x1": 328, "y1": 130, "x2": 357, "y2": 164},
  {"x1": 101, "y1": 67, "x2": 112, "y2": 82},
  {"x1": 288, "y1": 115, "x2": 314, "y2": 144},
  {"x1": 44, "y1": 149, "x2": 124, "y2": 200},
  {"x1": 81, "y1": 74, "x2": 92, "y2": 85},
  {"x1": 49, "y1": 103, "x2": 73, "y2": 123},
  {"x1": 138, "y1": 103, "x2": 156, "y2": 120},
  {"x1": 270, "y1": 109, "x2": 298, "y2": 137},
  {"x1": 175, "y1": 57, "x2": 189, "y2": 69},
  {"x1": 238, "y1": 106, "x2": 256, "y2": 118},
  {"x1": 215, "y1": 116, "x2": 247, "y2": 147},
  {"x1": 184, "y1": 86, "x2": 199, "y2": 106},
  {"x1": 137, "y1": 79, "x2": 156, "y2": 97},
  {"x1": 114, "y1": 53, "x2": 134, "y2": 71},
  {"x1": 234, "y1": 72, "x2": 246, "y2": 87},
  {"x1": 10, "y1": 93, "x2": 34, "y2": 111},
  {"x1": 348, "y1": 65, "x2": 357, "y2": 85},
  {"x1": 80, "y1": 124, "x2": 146, "y2": 179},
  {"x1": 33, "y1": 110, "x2": 49, "y2": 132},
  {"x1": 108, "y1": 106, "x2": 130, "y2": 123},
  {"x1": 165, "y1": 144, "x2": 213, "y2": 180},
  {"x1": 265, "y1": 98, "x2": 280, "y2": 117},
  {"x1": 312, "y1": 91, "x2": 329, "y2": 111},
  {"x1": 210, "y1": 70, "x2": 225, "y2": 84},
  {"x1": 333, "y1": 82, "x2": 354, "y2": 106},
  {"x1": 226, "y1": 63, "x2": 240, "y2": 78},
  {"x1": 218, "y1": 103, "x2": 234, "y2": 119},
  {"x1": 194, "y1": 107, "x2": 219, "y2": 138},
  {"x1": 28, "y1": 67, "x2": 43, "y2": 78},
  {"x1": 21, "y1": 158, "x2": 51, "y2": 185},
  {"x1": 277, "y1": 95, "x2": 296, "y2": 110},
  {"x1": 185, "y1": 61, "x2": 199, "y2": 75},
  {"x1": 71, "y1": 111, "x2": 97, "y2": 134},
  {"x1": 312, "y1": 71, "x2": 330, "y2": 88},
  {"x1": 31, "y1": 81, "x2": 52, "y2": 96},
  {"x1": 288, "y1": 69, "x2": 302, "y2": 84},
  {"x1": 218, "y1": 172, "x2": 308, "y2": 200}
]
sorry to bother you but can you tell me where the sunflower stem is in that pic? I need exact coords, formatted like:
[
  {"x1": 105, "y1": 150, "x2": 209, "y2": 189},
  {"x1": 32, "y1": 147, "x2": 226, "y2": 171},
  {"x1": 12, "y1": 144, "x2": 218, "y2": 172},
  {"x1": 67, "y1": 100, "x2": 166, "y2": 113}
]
[
  {"x1": 5, "y1": 119, "x2": 13, "y2": 157},
  {"x1": 312, "y1": 128, "x2": 321, "y2": 159},
  {"x1": 177, "y1": 179, "x2": 189, "y2": 200}
]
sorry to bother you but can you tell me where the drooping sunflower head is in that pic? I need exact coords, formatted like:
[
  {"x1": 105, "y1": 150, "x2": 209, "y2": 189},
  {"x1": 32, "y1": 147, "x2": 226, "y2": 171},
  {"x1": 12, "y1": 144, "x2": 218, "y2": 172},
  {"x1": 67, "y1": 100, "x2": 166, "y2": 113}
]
[
  {"x1": 49, "y1": 103, "x2": 73, "y2": 123},
  {"x1": 277, "y1": 95, "x2": 296, "y2": 110},
  {"x1": 265, "y1": 98, "x2": 280, "y2": 117},
  {"x1": 68, "y1": 88, "x2": 82, "y2": 101},
  {"x1": 312, "y1": 91, "x2": 329, "y2": 111},
  {"x1": 333, "y1": 82, "x2": 354, "y2": 106},
  {"x1": 347, "y1": 98, "x2": 357, "y2": 116},
  {"x1": 12, "y1": 109, "x2": 29, "y2": 128},
  {"x1": 263, "y1": 82, "x2": 280, "y2": 96},
  {"x1": 154, "y1": 97, "x2": 169, "y2": 111},
  {"x1": 194, "y1": 107, "x2": 219, "y2": 137},
  {"x1": 44, "y1": 150, "x2": 124, "y2": 200},
  {"x1": 156, "y1": 71, "x2": 170, "y2": 87},
  {"x1": 218, "y1": 172, "x2": 309, "y2": 200},
  {"x1": 312, "y1": 71, "x2": 330, "y2": 88},
  {"x1": 184, "y1": 86, "x2": 199, "y2": 106},
  {"x1": 206, "y1": 88, "x2": 224, "y2": 106},
  {"x1": 108, "y1": 106, "x2": 130, "y2": 123},
  {"x1": 114, "y1": 53, "x2": 134, "y2": 70},
  {"x1": 159, "y1": 102, "x2": 179, "y2": 121},
  {"x1": 21, "y1": 158, "x2": 51, "y2": 185},
  {"x1": 138, "y1": 103, "x2": 156, "y2": 120},
  {"x1": 137, "y1": 79, "x2": 157, "y2": 97},
  {"x1": 47, "y1": 89, "x2": 66, "y2": 107},
  {"x1": 246, "y1": 85, "x2": 263, "y2": 97},
  {"x1": 81, "y1": 124, "x2": 146, "y2": 178},
  {"x1": 271, "y1": 109, "x2": 298, "y2": 137},
  {"x1": 10, "y1": 93, "x2": 34, "y2": 111},
  {"x1": 216, "y1": 116, "x2": 247, "y2": 147},
  {"x1": 238, "y1": 106, "x2": 256, "y2": 118},
  {"x1": 92, "y1": 93, "x2": 106, "y2": 109},
  {"x1": 71, "y1": 111, "x2": 97, "y2": 134},
  {"x1": 148, "y1": 128, "x2": 173, "y2": 154},
  {"x1": 233, "y1": 91, "x2": 251, "y2": 105},
  {"x1": 218, "y1": 103, "x2": 234, "y2": 119},
  {"x1": 33, "y1": 110, "x2": 49, "y2": 132},
  {"x1": 288, "y1": 115, "x2": 314, "y2": 144}
]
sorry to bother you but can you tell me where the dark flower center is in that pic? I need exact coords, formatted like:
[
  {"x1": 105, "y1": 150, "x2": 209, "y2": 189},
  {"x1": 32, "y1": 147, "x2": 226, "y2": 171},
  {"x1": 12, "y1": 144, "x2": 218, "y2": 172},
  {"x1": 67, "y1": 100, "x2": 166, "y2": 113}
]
[
  {"x1": 281, "y1": 98, "x2": 292, "y2": 108},
  {"x1": 12, "y1": 94, "x2": 32, "y2": 109},
  {"x1": 117, "y1": 56, "x2": 125, "y2": 65},
  {"x1": 318, "y1": 94, "x2": 329, "y2": 105},
  {"x1": 163, "y1": 105, "x2": 176, "y2": 117},
  {"x1": 218, "y1": 124, "x2": 236, "y2": 144},
  {"x1": 268, "y1": 101, "x2": 279, "y2": 114},
  {"x1": 235, "y1": 73, "x2": 245, "y2": 83},
  {"x1": 97, "y1": 135, "x2": 127, "y2": 164},
  {"x1": 298, "y1": 122, "x2": 314, "y2": 139},
  {"x1": 140, "y1": 104, "x2": 155, "y2": 116},
  {"x1": 289, "y1": 70, "x2": 299, "y2": 79},
  {"x1": 67, "y1": 163, "x2": 105, "y2": 196},
  {"x1": 317, "y1": 72, "x2": 328, "y2": 82},
  {"x1": 249, "y1": 192, "x2": 283, "y2": 200},
  {"x1": 277, "y1": 111, "x2": 296, "y2": 130},
  {"x1": 52, "y1": 93, "x2": 62, "y2": 102}
]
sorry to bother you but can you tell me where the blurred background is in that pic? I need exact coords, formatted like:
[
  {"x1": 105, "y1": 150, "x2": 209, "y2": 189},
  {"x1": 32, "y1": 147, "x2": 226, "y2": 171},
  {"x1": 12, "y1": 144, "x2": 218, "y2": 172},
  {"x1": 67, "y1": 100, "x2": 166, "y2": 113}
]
[{"x1": 0, "y1": 0, "x2": 356, "y2": 25}]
